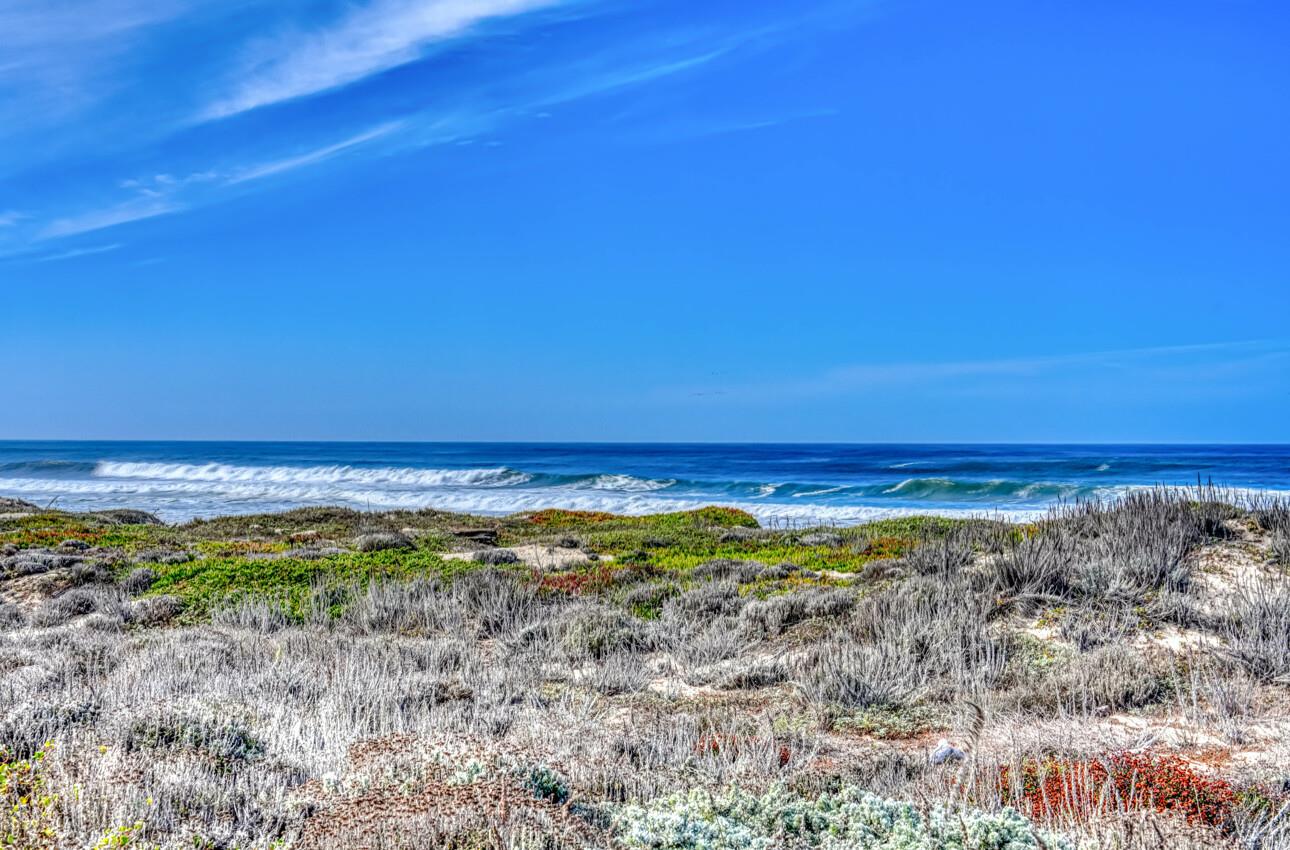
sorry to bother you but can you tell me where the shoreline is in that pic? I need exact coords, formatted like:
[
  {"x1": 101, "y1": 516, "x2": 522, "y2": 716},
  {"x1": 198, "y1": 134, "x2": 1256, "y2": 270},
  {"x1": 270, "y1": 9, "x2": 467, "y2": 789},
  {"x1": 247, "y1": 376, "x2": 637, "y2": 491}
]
[
  {"x1": 2, "y1": 490, "x2": 1289, "y2": 848},
  {"x1": 6, "y1": 443, "x2": 1290, "y2": 529},
  {"x1": 4, "y1": 479, "x2": 1287, "y2": 528}
]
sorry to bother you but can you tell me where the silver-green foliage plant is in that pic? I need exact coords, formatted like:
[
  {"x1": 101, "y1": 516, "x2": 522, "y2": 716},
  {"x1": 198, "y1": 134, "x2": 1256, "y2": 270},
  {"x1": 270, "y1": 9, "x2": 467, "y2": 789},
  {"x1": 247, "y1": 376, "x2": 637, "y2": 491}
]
[{"x1": 615, "y1": 784, "x2": 1074, "y2": 850}]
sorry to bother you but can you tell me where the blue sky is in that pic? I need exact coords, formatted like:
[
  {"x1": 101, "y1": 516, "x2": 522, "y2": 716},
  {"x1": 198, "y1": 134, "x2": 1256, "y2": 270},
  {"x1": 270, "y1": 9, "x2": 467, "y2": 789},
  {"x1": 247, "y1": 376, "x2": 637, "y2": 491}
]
[{"x1": 2, "y1": 0, "x2": 1288, "y2": 442}]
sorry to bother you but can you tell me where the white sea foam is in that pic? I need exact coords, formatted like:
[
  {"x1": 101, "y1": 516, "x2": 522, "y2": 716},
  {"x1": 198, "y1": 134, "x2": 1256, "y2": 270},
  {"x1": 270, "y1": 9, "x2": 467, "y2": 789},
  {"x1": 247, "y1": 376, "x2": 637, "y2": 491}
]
[
  {"x1": 792, "y1": 486, "x2": 845, "y2": 498},
  {"x1": 4, "y1": 460, "x2": 1286, "y2": 527},
  {"x1": 94, "y1": 461, "x2": 530, "y2": 488},
  {"x1": 581, "y1": 474, "x2": 676, "y2": 492},
  {"x1": 882, "y1": 477, "x2": 954, "y2": 494},
  {"x1": 0, "y1": 474, "x2": 1051, "y2": 525}
]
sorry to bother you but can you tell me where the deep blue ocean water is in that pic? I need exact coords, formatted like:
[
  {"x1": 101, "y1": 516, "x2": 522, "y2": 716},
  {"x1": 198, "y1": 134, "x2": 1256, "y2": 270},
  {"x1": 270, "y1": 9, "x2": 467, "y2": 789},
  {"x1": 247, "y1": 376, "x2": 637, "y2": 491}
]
[{"x1": 1, "y1": 442, "x2": 1287, "y2": 525}]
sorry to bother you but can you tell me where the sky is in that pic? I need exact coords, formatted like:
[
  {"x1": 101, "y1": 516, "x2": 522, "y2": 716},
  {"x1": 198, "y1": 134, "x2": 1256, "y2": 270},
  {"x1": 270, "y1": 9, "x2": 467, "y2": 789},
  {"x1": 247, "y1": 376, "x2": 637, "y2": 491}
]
[{"x1": 2, "y1": 0, "x2": 1288, "y2": 443}]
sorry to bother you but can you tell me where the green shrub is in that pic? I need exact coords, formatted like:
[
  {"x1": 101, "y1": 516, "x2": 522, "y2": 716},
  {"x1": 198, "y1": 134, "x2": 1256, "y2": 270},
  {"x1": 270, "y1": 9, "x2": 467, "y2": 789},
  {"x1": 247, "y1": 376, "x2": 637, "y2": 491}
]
[{"x1": 123, "y1": 712, "x2": 264, "y2": 768}]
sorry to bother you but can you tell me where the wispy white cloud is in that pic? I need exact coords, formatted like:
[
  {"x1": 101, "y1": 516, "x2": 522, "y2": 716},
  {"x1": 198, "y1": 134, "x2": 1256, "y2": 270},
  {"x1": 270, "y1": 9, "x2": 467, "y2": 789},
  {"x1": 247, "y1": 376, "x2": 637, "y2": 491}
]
[
  {"x1": 38, "y1": 198, "x2": 182, "y2": 241},
  {"x1": 15, "y1": 6, "x2": 782, "y2": 246},
  {"x1": 629, "y1": 108, "x2": 841, "y2": 145},
  {"x1": 204, "y1": 0, "x2": 563, "y2": 120},
  {"x1": 0, "y1": 211, "x2": 26, "y2": 227},
  {"x1": 0, "y1": 0, "x2": 193, "y2": 52},
  {"x1": 30, "y1": 120, "x2": 405, "y2": 240},
  {"x1": 226, "y1": 121, "x2": 405, "y2": 184},
  {"x1": 119, "y1": 171, "x2": 219, "y2": 196},
  {"x1": 28, "y1": 243, "x2": 123, "y2": 263},
  {"x1": 0, "y1": 0, "x2": 207, "y2": 134},
  {"x1": 501, "y1": 47, "x2": 733, "y2": 117},
  {"x1": 668, "y1": 340, "x2": 1290, "y2": 403}
]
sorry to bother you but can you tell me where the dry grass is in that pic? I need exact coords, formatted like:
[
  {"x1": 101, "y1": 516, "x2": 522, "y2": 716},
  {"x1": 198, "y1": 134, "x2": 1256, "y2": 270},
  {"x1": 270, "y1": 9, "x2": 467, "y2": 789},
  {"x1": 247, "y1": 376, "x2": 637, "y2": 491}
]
[{"x1": 2, "y1": 490, "x2": 1290, "y2": 848}]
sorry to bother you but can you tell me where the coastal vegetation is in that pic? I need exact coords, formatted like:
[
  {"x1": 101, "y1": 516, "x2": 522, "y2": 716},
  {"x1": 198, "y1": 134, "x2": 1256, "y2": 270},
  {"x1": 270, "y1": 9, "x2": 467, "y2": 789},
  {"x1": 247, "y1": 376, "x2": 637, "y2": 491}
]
[{"x1": 2, "y1": 489, "x2": 1289, "y2": 848}]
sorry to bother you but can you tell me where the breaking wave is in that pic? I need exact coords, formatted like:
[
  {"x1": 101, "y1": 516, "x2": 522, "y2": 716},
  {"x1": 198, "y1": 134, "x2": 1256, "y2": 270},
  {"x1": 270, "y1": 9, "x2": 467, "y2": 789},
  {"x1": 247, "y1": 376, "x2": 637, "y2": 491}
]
[
  {"x1": 93, "y1": 461, "x2": 532, "y2": 488},
  {"x1": 2, "y1": 444, "x2": 1287, "y2": 525}
]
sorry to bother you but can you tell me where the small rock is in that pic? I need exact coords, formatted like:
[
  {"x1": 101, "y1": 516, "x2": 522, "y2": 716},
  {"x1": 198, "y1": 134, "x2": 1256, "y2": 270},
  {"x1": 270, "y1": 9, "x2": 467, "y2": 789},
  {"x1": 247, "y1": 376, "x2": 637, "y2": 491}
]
[
  {"x1": 59, "y1": 539, "x2": 92, "y2": 552},
  {"x1": 930, "y1": 738, "x2": 966, "y2": 765},
  {"x1": 451, "y1": 528, "x2": 498, "y2": 545},
  {"x1": 718, "y1": 527, "x2": 761, "y2": 543}
]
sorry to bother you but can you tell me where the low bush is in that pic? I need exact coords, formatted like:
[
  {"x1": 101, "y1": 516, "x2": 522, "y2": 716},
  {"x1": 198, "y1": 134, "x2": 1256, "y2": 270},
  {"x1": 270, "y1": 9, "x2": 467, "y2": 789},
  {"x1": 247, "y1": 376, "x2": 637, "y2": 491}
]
[
  {"x1": 741, "y1": 588, "x2": 855, "y2": 636},
  {"x1": 120, "y1": 566, "x2": 158, "y2": 595},
  {"x1": 123, "y1": 711, "x2": 265, "y2": 768},
  {"x1": 474, "y1": 547, "x2": 521, "y2": 565},
  {"x1": 1218, "y1": 576, "x2": 1290, "y2": 683},
  {"x1": 693, "y1": 559, "x2": 765, "y2": 584},
  {"x1": 556, "y1": 604, "x2": 647, "y2": 660},
  {"x1": 664, "y1": 581, "x2": 744, "y2": 618},
  {"x1": 353, "y1": 531, "x2": 414, "y2": 552},
  {"x1": 126, "y1": 594, "x2": 184, "y2": 626},
  {"x1": 622, "y1": 582, "x2": 678, "y2": 617},
  {"x1": 798, "y1": 639, "x2": 924, "y2": 712},
  {"x1": 1024, "y1": 644, "x2": 1176, "y2": 714},
  {"x1": 33, "y1": 588, "x2": 103, "y2": 627},
  {"x1": 0, "y1": 603, "x2": 24, "y2": 629},
  {"x1": 833, "y1": 703, "x2": 942, "y2": 740}
]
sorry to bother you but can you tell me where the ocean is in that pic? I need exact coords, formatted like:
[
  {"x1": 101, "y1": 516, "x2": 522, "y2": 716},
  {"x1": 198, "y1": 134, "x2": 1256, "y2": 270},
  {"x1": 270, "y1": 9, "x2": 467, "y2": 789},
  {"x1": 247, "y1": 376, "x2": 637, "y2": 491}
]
[{"x1": 0, "y1": 441, "x2": 1287, "y2": 525}]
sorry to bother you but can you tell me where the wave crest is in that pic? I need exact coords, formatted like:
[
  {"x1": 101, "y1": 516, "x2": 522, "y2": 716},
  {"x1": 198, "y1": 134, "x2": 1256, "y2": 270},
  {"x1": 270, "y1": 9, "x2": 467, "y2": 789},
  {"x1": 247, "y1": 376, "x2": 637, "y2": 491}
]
[
  {"x1": 582, "y1": 474, "x2": 676, "y2": 492},
  {"x1": 93, "y1": 461, "x2": 532, "y2": 488}
]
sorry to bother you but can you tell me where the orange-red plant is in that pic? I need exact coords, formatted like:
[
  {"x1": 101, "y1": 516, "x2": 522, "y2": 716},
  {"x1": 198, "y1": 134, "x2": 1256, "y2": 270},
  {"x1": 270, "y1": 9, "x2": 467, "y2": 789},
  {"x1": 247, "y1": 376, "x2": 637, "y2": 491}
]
[
  {"x1": 998, "y1": 751, "x2": 1237, "y2": 831},
  {"x1": 534, "y1": 565, "x2": 615, "y2": 595},
  {"x1": 527, "y1": 509, "x2": 617, "y2": 526}
]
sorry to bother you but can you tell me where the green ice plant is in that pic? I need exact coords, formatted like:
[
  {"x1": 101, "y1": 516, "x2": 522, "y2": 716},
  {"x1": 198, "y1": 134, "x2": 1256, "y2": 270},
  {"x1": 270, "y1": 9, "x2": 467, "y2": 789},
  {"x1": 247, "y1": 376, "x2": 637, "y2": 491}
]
[
  {"x1": 523, "y1": 764, "x2": 571, "y2": 805},
  {"x1": 439, "y1": 749, "x2": 570, "y2": 806},
  {"x1": 1, "y1": 742, "x2": 58, "y2": 850},
  {"x1": 615, "y1": 784, "x2": 1075, "y2": 850}
]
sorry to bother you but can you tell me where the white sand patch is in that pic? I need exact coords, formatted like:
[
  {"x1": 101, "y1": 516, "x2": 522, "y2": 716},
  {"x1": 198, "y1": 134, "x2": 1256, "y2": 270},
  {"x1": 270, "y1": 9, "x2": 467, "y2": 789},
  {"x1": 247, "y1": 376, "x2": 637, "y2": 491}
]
[
  {"x1": 1134, "y1": 625, "x2": 1220, "y2": 652},
  {"x1": 443, "y1": 544, "x2": 609, "y2": 570}
]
